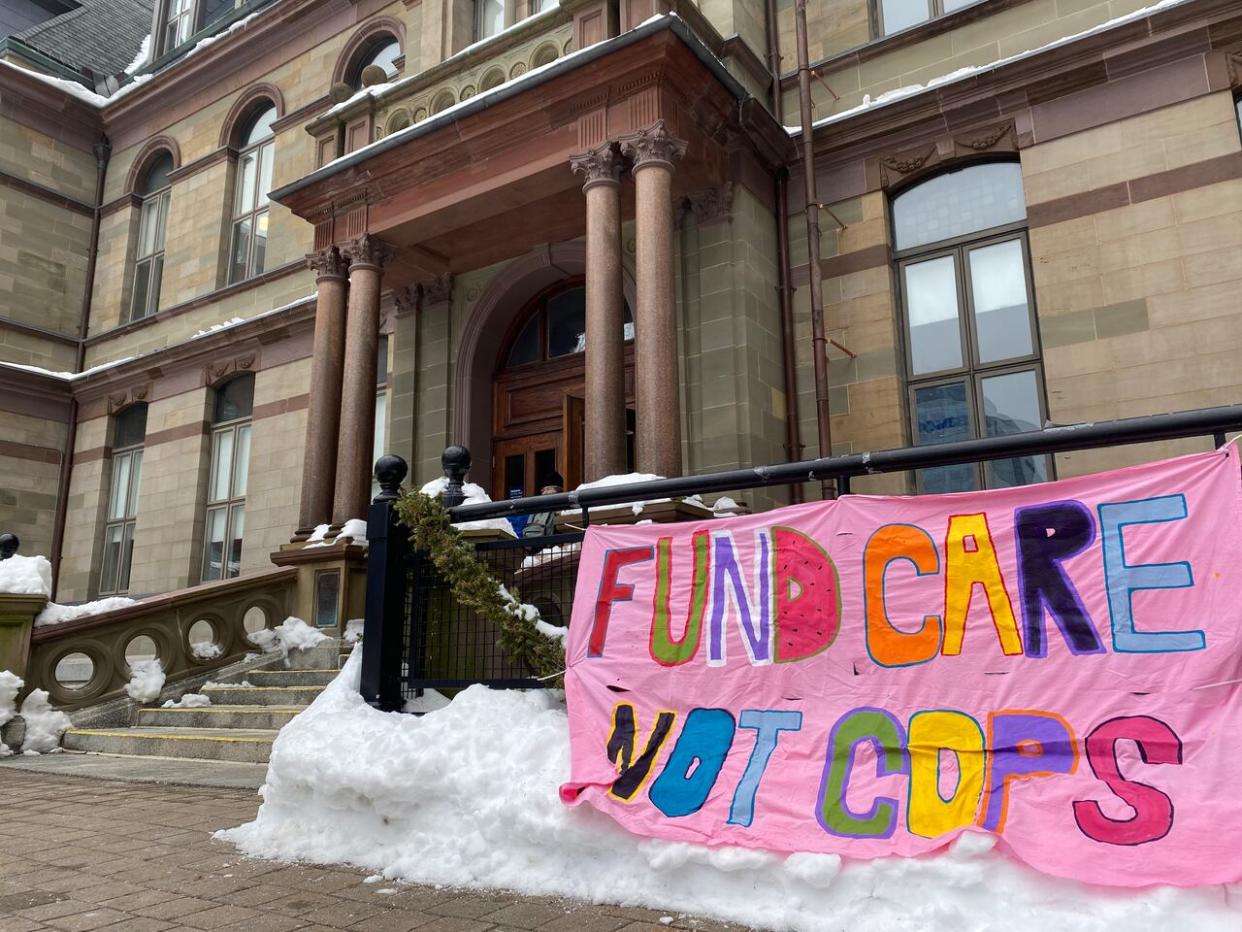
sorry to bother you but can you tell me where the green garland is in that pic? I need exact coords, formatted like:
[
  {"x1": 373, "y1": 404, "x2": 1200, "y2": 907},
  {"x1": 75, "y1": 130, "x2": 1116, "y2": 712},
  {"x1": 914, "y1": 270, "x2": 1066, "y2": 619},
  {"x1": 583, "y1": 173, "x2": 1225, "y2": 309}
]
[{"x1": 394, "y1": 491, "x2": 565, "y2": 685}]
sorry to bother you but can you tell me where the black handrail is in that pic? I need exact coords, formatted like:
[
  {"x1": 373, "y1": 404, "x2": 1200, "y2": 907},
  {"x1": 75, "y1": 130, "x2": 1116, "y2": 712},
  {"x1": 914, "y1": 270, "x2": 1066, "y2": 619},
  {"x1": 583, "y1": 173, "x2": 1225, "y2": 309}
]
[{"x1": 446, "y1": 404, "x2": 1242, "y2": 522}]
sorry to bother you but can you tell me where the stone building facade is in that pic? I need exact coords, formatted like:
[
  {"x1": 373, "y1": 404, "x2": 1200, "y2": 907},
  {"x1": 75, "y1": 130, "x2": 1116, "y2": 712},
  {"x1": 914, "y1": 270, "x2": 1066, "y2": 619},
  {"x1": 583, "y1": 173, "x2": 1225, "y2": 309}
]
[{"x1": 1, "y1": 0, "x2": 1240, "y2": 605}]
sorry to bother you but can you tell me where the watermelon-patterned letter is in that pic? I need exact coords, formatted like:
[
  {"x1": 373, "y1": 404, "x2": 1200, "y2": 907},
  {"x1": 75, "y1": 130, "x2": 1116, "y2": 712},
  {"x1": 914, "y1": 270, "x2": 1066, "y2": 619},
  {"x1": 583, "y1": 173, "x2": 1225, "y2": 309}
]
[{"x1": 773, "y1": 526, "x2": 840, "y2": 663}]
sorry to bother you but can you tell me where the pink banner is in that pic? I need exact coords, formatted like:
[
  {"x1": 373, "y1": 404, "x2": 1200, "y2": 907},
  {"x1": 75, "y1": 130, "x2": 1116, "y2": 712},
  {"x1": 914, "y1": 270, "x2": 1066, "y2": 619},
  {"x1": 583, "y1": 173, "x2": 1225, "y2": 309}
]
[{"x1": 560, "y1": 447, "x2": 1242, "y2": 887}]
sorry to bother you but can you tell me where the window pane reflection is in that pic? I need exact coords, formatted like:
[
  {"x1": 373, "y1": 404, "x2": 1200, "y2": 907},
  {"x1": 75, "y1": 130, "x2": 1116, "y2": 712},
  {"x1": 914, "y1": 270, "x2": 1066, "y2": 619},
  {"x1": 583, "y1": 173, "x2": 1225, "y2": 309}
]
[
  {"x1": 981, "y1": 370, "x2": 1047, "y2": 488},
  {"x1": 893, "y1": 162, "x2": 1027, "y2": 251},
  {"x1": 914, "y1": 381, "x2": 976, "y2": 493},
  {"x1": 904, "y1": 256, "x2": 962, "y2": 375},
  {"x1": 969, "y1": 240, "x2": 1033, "y2": 363},
  {"x1": 882, "y1": 0, "x2": 928, "y2": 34}
]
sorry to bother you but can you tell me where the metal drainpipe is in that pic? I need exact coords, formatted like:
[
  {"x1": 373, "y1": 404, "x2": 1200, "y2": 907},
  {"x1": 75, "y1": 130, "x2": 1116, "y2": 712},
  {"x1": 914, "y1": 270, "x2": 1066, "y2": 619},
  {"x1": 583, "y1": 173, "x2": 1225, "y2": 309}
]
[
  {"x1": 50, "y1": 137, "x2": 110, "y2": 599},
  {"x1": 793, "y1": 0, "x2": 835, "y2": 498},
  {"x1": 765, "y1": 0, "x2": 804, "y2": 504}
]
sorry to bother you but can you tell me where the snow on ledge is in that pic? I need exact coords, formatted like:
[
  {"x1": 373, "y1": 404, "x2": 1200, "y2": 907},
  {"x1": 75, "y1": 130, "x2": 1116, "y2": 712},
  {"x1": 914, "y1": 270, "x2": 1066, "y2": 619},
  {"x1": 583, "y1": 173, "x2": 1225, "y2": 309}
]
[
  {"x1": 788, "y1": 0, "x2": 1192, "y2": 134},
  {"x1": 0, "y1": 555, "x2": 51, "y2": 597},
  {"x1": 218, "y1": 651, "x2": 1242, "y2": 930}
]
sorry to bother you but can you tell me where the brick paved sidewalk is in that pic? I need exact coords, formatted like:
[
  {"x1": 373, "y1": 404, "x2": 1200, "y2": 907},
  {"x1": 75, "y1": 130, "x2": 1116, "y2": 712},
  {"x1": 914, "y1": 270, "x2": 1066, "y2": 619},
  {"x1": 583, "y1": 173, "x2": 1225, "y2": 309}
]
[{"x1": 0, "y1": 772, "x2": 752, "y2": 932}]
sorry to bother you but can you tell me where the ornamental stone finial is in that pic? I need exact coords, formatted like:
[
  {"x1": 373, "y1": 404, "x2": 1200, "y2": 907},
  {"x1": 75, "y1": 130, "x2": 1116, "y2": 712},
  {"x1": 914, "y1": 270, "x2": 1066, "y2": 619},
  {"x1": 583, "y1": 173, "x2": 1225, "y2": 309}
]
[
  {"x1": 569, "y1": 142, "x2": 624, "y2": 191},
  {"x1": 306, "y1": 245, "x2": 349, "y2": 281},
  {"x1": 619, "y1": 120, "x2": 687, "y2": 171},
  {"x1": 343, "y1": 233, "x2": 395, "y2": 270}
]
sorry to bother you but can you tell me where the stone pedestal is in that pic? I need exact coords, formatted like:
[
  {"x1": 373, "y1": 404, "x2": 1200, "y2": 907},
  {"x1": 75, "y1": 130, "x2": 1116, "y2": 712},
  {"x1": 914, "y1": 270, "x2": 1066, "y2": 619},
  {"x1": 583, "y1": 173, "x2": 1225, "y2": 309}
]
[{"x1": 0, "y1": 593, "x2": 45, "y2": 680}]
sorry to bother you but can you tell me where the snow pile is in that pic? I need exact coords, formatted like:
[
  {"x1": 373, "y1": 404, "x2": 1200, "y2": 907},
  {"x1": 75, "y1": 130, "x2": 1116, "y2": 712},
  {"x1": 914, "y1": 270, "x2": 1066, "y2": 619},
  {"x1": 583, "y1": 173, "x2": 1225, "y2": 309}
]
[
  {"x1": 191, "y1": 641, "x2": 223, "y2": 661},
  {"x1": 36, "y1": 596, "x2": 136, "y2": 627},
  {"x1": 402, "y1": 688, "x2": 450, "y2": 714},
  {"x1": 339, "y1": 518, "x2": 367, "y2": 540},
  {"x1": 496, "y1": 584, "x2": 563, "y2": 645},
  {"x1": 124, "y1": 34, "x2": 151, "y2": 75},
  {"x1": 0, "y1": 670, "x2": 20, "y2": 757},
  {"x1": 220, "y1": 654, "x2": 1242, "y2": 930},
  {"x1": 711, "y1": 496, "x2": 739, "y2": 512},
  {"x1": 125, "y1": 659, "x2": 165, "y2": 703},
  {"x1": 249, "y1": 616, "x2": 330, "y2": 659},
  {"x1": 566, "y1": 473, "x2": 670, "y2": 517},
  {"x1": 16, "y1": 689, "x2": 70, "y2": 753},
  {"x1": 205, "y1": 680, "x2": 252, "y2": 689},
  {"x1": 0, "y1": 554, "x2": 52, "y2": 596},
  {"x1": 307, "y1": 524, "x2": 331, "y2": 542},
  {"x1": 419, "y1": 478, "x2": 515, "y2": 537},
  {"x1": 192, "y1": 317, "x2": 246, "y2": 339},
  {"x1": 520, "y1": 542, "x2": 580, "y2": 569},
  {"x1": 344, "y1": 619, "x2": 365, "y2": 643},
  {"x1": 162, "y1": 693, "x2": 211, "y2": 709}
]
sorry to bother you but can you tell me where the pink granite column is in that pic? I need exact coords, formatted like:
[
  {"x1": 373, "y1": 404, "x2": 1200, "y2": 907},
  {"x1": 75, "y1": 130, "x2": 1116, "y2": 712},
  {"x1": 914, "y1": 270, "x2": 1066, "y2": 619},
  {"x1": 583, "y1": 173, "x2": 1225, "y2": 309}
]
[
  {"x1": 570, "y1": 142, "x2": 626, "y2": 482},
  {"x1": 296, "y1": 246, "x2": 350, "y2": 534},
  {"x1": 333, "y1": 234, "x2": 392, "y2": 525},
  {"x1": 621, "y1": 121, "x2": 687, "y2": 478}
]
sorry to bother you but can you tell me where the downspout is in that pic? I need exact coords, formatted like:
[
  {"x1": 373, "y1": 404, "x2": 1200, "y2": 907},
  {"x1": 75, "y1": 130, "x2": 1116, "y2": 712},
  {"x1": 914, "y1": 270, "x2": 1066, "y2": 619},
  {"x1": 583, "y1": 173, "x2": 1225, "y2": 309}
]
[
  {"x1": 765, "y1": 0, "x2": 803, "y2": 504},
  {"x1": 51, "y1": 137, "x2": 110, "y2": 598},
  {"x1": 793, "y1": 0, "x2": 834, "y2": 497}
]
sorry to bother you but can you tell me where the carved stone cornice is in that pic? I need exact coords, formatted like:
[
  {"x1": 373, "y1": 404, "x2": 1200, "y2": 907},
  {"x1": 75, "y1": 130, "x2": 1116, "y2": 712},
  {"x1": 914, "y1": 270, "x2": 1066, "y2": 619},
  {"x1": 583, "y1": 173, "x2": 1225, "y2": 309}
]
[
  {"x1": 106, "y1": 384, "x2": 151, "y2": 414},
  {"x1": 342, "y1": 234, "x2": 395, "y2": 271},
  {"x1": 684, "y1": 182, "x2": 734, "y2": 225},
  {"x1": 393, "y1": 284, "x2": 421, "y2": 317},
  {"x1": 876, "y1": 121, "x2": 1018, "y2": 189},
  {"x1": 205, "y1": 353, "x2": 256, "y2": 386},
  {"x1": 569, "y1": 141, "x2": 624, "y2": 191},
  {"x1": 619, "y1": 120, "x2": 687, "y2": 172},
  {"x1": 306, "y1": 245, "x2": 349, "y2": 282},
  {"x1": 420, "y1": 275, "x2": 453, "y2": 306}
]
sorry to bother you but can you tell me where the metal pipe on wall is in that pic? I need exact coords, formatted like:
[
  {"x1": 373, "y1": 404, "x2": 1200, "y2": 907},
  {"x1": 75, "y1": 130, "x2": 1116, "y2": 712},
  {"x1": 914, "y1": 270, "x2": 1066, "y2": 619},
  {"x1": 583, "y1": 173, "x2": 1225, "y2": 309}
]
[
  {"x1": 765, "y1": 0, "x2": 804, "y2": 505},
  {"x1": 793, "y1": 0, "x2": 835, "y2": 498},
  {"x1": 50, "y1": 137, "x2": 110, "y2": 598}
]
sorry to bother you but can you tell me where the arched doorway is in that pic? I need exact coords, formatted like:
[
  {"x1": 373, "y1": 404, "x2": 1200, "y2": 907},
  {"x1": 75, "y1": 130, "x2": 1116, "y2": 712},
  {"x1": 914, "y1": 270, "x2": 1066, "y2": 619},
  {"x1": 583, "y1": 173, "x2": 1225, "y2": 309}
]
[{"x1": 491, "y1": 279, "x2": 635, "y2": 500}]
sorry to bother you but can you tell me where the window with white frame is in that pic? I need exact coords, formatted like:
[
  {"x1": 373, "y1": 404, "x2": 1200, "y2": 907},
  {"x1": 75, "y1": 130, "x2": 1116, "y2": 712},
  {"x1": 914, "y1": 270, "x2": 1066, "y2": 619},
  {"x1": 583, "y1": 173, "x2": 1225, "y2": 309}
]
[
  {"x1": 202, "y1": 375, "x2": 253, "y2": 582},
  {"x1": 160, "y1": 0, "x2": 239, "y2": 54},
  {"x1": 892, "y1": 161, "x2": 1049, "y2": 493},
  {"x1": 130, "y1": 153, "x2": 173, "y2": 322},
  {"x1": 476, "y1": 0, "x2": 505, "y2": 40},
  {"x1": 99, "y1": 405, "x2": 147, "y2": 595},
  {"x1": 878, "y1": 0, "x2": 977, "y2": 36},
  {"x1": 228, "y1": 105, "x2": 276, "y2": 285}
]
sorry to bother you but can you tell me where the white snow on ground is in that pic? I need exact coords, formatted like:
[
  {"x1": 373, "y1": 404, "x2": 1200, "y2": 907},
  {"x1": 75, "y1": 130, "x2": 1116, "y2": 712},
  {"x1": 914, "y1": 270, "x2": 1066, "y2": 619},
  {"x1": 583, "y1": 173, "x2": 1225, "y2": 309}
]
[
  {"x1": 249, "y1": 617, "x2": 329, "y2": 659},
  {"x1": 162, "y1": 693, "x2": 211, "y2": 709},
  {"x1": 0, "y1": 554, "x2": 51, "y2": 596},
  {"x1": 790, "y1": 0, "x2": 1190, "y2": 133},
  {"x1": 16, "y1": 689, "x2": 70, "y2": 754},
  {"x1": 220, "y1": 652, "x2": 1242, "y2": 931},
  {"x1": 125, "y1": 659, "x2": 165, "y2": 703},
  {"x1": 204, "y1": 680, "x2": 253, "y2": 689},
  {"x1": 0, "y1": 671, "x2": 21, "y2": 757},
  {"x1": 419, "y1": 478, "x2": 515, "y2": 537},
  {"x1": 35, "y1": 596, "x2": 136, "y2": 627},
  {"x1": 401, "y1": 689, "x2": 450, "y2": 714},
  {"x1": 191, "y1": 642, "x2": 223, "y2": 661}
]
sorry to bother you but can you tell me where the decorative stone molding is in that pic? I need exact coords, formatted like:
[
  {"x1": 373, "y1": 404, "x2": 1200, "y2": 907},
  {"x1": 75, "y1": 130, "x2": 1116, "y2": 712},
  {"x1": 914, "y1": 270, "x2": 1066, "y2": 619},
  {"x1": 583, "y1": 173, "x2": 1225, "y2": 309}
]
[
  {"x1": 342, "y1": 234, "x2": 395, "y2": 271},
  {"x1": 876, "y1": 121, "x2": 1019, "y2": 190},
  {"x1": 1226, "y1": 49, "x2": 1242, "y2": 87},
  {"x1": 569, "y1": 142, "x2": 624, "y2": 190},
  {"x1": 683, "y1": 182, "x2": 734, "y2": 225},
  {"x1": 618, "y1": 120, "x2": 687, "y2": 171},
  {"x1": 306, "y1": 245, "x2": 349, "y2": 281},
  {"x1": 123, "y1": 136, "x2": 182, "y2": 194},
  {"x1": 393, "y1": 284, "x2": 421, "y2": 317},
  {"x1": 106, "y1": 384, "x2": 150, "y2": 414},
  {"x1": 205, "y1": 354, "x2": 256, "y2": 386},
  {"x1": 420, "y1": 275, "x2": 453, "y2": 306},
  {"x1": 218, "y1": 84, "x2": 286, "y2": 149}
]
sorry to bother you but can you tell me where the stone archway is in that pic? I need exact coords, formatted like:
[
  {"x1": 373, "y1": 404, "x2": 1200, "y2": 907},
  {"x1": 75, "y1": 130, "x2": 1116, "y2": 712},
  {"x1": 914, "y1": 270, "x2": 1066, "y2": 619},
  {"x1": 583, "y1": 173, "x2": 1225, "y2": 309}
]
[{"x1": 453, "y1": 241, "x2": 636, "y2": 491}]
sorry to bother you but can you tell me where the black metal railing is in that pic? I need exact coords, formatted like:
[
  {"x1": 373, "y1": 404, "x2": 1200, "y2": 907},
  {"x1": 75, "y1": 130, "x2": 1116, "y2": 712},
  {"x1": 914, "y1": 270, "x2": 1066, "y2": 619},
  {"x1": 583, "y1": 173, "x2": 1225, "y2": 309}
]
[{"x1": 360, "y1": 403, "x2": 1242, "y2": 710}]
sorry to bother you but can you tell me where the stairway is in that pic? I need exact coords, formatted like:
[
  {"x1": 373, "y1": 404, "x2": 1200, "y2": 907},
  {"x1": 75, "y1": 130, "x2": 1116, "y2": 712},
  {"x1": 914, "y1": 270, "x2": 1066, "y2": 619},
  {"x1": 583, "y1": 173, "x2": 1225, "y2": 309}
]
[{"x1": 60, "y1": 644, "x2": 343, "y2": 767}]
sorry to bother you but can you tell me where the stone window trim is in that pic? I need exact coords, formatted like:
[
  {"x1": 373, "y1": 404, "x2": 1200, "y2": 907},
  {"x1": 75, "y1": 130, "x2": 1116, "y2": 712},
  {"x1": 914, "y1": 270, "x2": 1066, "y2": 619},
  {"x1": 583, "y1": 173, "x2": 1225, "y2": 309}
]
[
  {"x1": 891, "y1": 160, "x2": 1053, "y2": 493},
  {"x1": 123, "y1": 137, "x2": 183, "y2": 196},
  {"x1": 872, "y1": 121, "x2": 1021, "y2": 194},
  {"x1": 332, "y1": 18, "x2": 407, "y2": 88},
  {"x1": 218, "y1": 84, "x2": 287, "y2": 149}
]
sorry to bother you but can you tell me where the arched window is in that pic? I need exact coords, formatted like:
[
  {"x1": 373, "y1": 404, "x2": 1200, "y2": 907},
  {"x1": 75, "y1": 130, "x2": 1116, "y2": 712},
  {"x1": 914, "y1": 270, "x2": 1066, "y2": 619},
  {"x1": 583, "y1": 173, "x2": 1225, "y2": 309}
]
[
  {"x1": 100, "y1": 404, "x2": 148, "y2": 595},
  {"x1": 892, "y1": 161, "x2": 1047, "y2": 493},
  {"x1": 348, "y1": 35, "x2": 401, "y2": 88},
  {"x1": 202, "y1": 375, "x2": 253, "y2": 582},
  {"x1": 228, "y1": 105, "x2": 276, "y2": 284},
  {"x1": 502, "y1": 283, "x2": 634, "y2": 369},
  {"x1": 130, "y1": 153, "x2": 173, "y2": 322},
  {"x1": 476, "y1": 0, "x2": 504, "y2": 40}
]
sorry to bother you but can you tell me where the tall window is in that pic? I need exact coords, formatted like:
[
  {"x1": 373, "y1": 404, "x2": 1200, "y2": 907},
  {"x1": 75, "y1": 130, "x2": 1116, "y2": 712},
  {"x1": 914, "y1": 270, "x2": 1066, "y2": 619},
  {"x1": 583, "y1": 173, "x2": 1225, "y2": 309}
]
[
  {"x1": 878, "y1": 0, "x2": 975, "y2": 35},
  {"x1": 131, "y1": 153, "x2": 172, "y2": 322},
  {"x1": 229, "y1": 105, "x2": 276, "y2": 284},
  {"x1": 202, "y1": 375, "x2": 253, "y2": 582},
  {"x1": 477, "y1": 0, "x2": 504, "y2": 40},
  {"x1": 100, "y1": 405, "x2": 147, "y2": 595},
  {"x1": 349, "y1": 36, "x2": 401, "y2": 89},
  {"x1": 893, "y1": 161, "x2": 1048, "y2": 493},
  {"x1": 164, "y1": 0, "x2": 195, "y2": 50}
]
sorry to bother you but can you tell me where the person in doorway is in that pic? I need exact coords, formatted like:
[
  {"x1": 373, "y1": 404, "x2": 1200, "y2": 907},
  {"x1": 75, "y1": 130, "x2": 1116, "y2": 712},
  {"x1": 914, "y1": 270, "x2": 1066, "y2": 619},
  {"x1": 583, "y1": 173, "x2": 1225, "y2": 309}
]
[{"x1": 522, "y1": 472, "x2": 564, "y2": 538}]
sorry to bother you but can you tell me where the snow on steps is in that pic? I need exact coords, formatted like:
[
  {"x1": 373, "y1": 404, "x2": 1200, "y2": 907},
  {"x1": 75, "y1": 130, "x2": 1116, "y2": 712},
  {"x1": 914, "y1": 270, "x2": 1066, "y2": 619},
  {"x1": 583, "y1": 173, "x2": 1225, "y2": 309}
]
[{"x1": 60, "y1": 640, "x2": 342, "y2": 767}]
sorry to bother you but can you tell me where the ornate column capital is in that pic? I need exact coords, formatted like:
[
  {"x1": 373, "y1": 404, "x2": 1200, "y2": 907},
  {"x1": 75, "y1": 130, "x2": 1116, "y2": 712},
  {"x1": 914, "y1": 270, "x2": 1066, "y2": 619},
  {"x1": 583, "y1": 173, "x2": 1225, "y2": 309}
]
[
  {"x1": 393, "y1": 284, "x2": 421, "y2": 317},
  {"x1": 420, "y1": 274, "x2": 453, "y2": 306},
  {"x1": 619, "y1": 120, "x2": 687, "y2": 173},
  {"x1": 570, "y1": 141, "x2": 624, "y2": 191},
  {"x1": 306, "y1": 245, "x2": 349, "y2": 281},
  {"x1": 684, "y1": 182, "x2": 734, "y2": 226},
  {"x1": 342, "y1": 233, "x2": 395, "y2": 271}
]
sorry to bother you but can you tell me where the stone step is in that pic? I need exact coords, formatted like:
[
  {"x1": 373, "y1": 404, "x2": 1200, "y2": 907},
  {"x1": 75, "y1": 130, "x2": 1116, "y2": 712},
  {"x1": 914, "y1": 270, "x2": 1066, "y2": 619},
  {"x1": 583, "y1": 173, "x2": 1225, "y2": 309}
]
[
  {"x1": 136, "y1": 705, "x2": 305, "y2": 730},
  {"x1": 244, "y1": 668, "x2": 338, "y2": 687},
  {"x1": 63, "y1": 727, "x2": 276, "y2": 764},
  {"x1": 201, "y1": 684, "x2": 324, "y2": 706}
]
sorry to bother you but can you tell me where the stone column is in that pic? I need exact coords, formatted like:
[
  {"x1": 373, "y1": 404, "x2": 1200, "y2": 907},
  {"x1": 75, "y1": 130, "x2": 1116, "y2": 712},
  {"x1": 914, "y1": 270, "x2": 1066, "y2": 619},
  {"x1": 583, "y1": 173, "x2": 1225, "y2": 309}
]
[
  {"x1": 570, "y1": 142, "x2": 626, "y2": 482},
  {"x1": 621, "y1": 121, "x2": 687, "y2": 478},
  {"x1": 296, "y1": 247, "x2": 350, "y2": 534},
  {"x1": 333, "y1": 234, "x2": 392, "y2": 524}
]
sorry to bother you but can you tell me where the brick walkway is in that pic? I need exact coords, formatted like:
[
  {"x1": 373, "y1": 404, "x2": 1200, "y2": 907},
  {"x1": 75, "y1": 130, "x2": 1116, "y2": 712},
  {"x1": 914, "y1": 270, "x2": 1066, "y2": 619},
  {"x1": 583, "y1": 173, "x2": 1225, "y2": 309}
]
[{"x1": 0, "y1": 772, "x2": 751, "y2": 932}]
